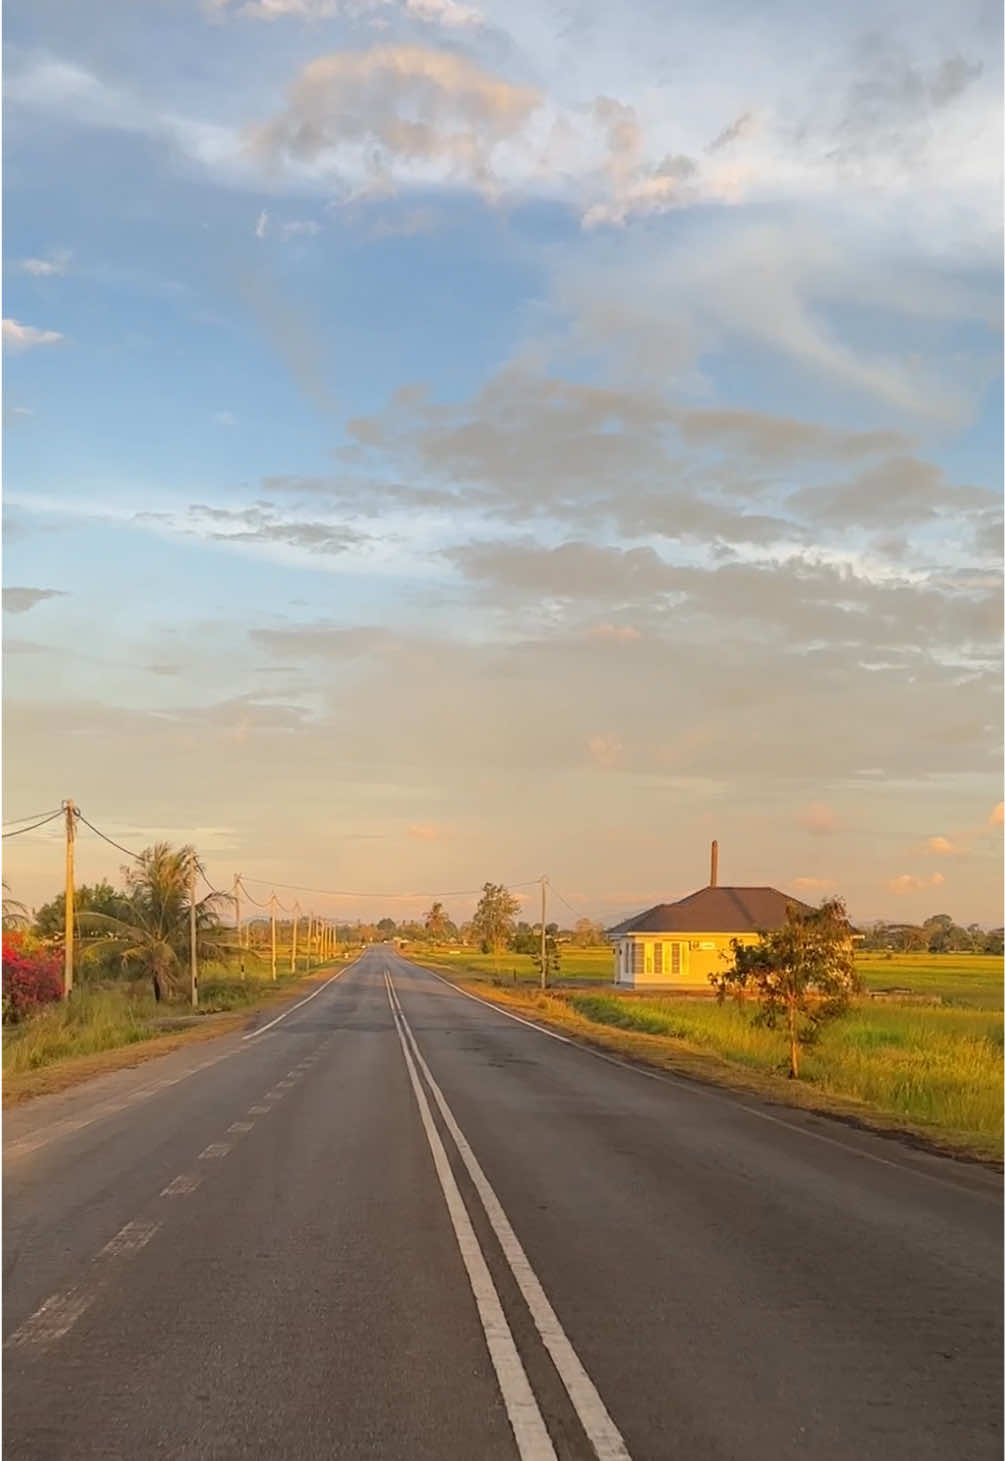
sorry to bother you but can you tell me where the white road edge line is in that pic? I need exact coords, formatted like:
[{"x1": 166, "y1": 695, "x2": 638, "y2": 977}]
[
  {"x1": 383, "y1": 973, "x2": 557, "y2": 1461},
  {"x1": 415, "y1": 962, "x2": 992, "y2": 1195},
  {"x1": 387, "y1": 972, "x2": 632, "y2": 1461},
  {"x1": 241, "y1": 958, "x2": 358, "y2": 1041}
]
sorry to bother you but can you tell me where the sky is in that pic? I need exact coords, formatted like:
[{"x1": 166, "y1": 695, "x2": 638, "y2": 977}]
[{"x1": 2, "y1": 0, "x2": 1003, "y2": 929}]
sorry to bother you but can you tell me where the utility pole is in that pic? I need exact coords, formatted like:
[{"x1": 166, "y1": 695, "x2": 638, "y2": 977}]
[
  {"x1": 233, "y1": 874, "x2": 245, "y2": 980},
  {"x1": 540, "y1": 876, "x2": 548, "y2": 991},
  {"x1": 291, "y1": 902, "x2": 300, "y2": 975},
  {"x1": 306, "y1": 913, "x2": 313, "y2": 970},
  {"x1": 189, "y1": 852, "x2": 199, "y2": 1009},
  {"x1": 62, "y1": 799, "x2": 76, "y2": 998},
  {"x1": 270, "y1": 893, "x2": 278, "y2": 981}
]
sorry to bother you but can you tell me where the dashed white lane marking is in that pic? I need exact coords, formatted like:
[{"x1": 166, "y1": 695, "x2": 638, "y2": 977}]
[
  {"x1": 241, "y1": 960, "x2": 358, "y2": 1041},
  {"x1": 99, "y1": 1220, "x2": 161, "y2": 1259},
  {"x1": 384, "y1": 974, "x2": 557, "y2": 1461},
  {"x1": 387, "y1": 971, "x2": 632, "y2": 1461},
  {"x1": 247, "y1": 1104, "x2": 271, "y2": 1115},
  {"x1": 198, "y1": 1142, "x2": 232, "y2": 1160},
  {"x1": 227, "y1": 1121, "x2": 255, "y2": 1135},
  {"x1": 8, "y1": 1222, "x2": 161, "y2": 1351},
  {"x1": 3, "y1": 1047, "x2": 244, "y2": 1163},
  {"x1": 6, "y1": 1287, "x2": 94, "y2": 1349},
  {"x1": 161, "y1": 1172, "x2": 202, "y2": 1197}
]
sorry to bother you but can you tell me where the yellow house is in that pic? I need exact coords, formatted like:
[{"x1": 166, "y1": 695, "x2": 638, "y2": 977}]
[{"x1": 609, "y1": 846, "x2": 813, "y2": 989}]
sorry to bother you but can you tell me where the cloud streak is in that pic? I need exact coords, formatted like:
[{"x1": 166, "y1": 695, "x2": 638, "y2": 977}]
[{"x1": 3, "y1": 319, "x2": 65, "y2": 351}]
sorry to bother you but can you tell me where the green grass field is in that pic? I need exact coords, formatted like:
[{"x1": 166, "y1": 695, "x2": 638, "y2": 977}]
[
  {"x1": 854, "y1": 952, "x2": 1002, "y2": 1009},
  {"x1": 410, "y1": 945, "x2": 614, "y2": 983}
]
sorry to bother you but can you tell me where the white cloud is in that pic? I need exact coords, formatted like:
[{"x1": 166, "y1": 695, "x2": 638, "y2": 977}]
[
  {"x1": 923, "y1": 835, "x2": 959, "y2": 855},
  {"x1": 3, "y1": 587, "x2": 67, "y2": 614},
  {"x1": 281, "y1": 218, "x2": 321, "y2": 239},
  {"x1": 255, "y1": 209, "x2": 270, "y2": 238},
  {"x1": 990, "y1": 802, "x2": 1005, "y2": 828},
  {"x1": 254, "y1": 46, "x2": 540, "y2": 197},
  {"x1": 586, "y1": 623, "x2": 642, "y2": 643},
  {"x1": 3, "y1": 319, "x2": 65, "y2": 351},
  {"x1": 209, "y1": 0, "x2": 481, "y2": 25},
  {"x1": 586, "y1": 733, "x2": 622, "y2": 768},
  {"x1": 792, "y1": 875, "x2": 835, "y2": 891},
  {"x1": 17, "y1": 250, "x2": 72, "y2": 277},
  {"x1": 214, "y1": 410, "x2": 238, "y2": 426},
  {"x1": 798, "y1": 802, "x2": 838, "y2": 835},
  {"x1": 408, "y1": 822, "x2": 448, "y2": 839},
  {"x1": 887, "y1": 871, "x2": 946, "y2": 893}
]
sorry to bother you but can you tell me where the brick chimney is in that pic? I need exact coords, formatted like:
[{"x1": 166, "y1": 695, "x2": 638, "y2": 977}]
[{"x1": 710, "y1": 840, "x2": 719, "y2": 888}]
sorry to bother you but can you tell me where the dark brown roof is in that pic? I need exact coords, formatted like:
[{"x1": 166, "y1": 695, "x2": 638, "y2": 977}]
[{"x1": 608, "y1": 886, "x2": 814, "y2": 936}]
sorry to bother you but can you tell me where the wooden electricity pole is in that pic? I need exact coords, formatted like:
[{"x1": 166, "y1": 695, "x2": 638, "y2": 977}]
[
  {"x1": 291, "y1": 902, "x2": 300, "y2": 974},
  {"x1": 233, "y1": 874, "x2": 245, "y2": 979},
  {"x1": 306, "y1": 913, "x2": 313, "y2": 970},
  {"x1": 63, "y1": 799, "x2": 76, "y2": 998},
  {"x1": 270, "y1": 893, "x2": 278, "y2": 980},
  {"x1": 540, "y1": 876, "x2": 548, "y2": 991},
  {"x1": 189, "y1": 852, "x2": 199, "y2": 1009}
]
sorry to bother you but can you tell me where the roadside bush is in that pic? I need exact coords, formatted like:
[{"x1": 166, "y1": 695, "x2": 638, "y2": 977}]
[{"x1": 2, "y1": 934, "x2": 63, "y2": 1023}]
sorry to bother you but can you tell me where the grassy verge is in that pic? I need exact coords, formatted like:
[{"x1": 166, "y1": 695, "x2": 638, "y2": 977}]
[
  {"x1": 408, "y1": 956, "x2": 1002, "y2": 1164},
  {"x1": 2, "y1": 954, "x2": 354, "y2": 1105}
]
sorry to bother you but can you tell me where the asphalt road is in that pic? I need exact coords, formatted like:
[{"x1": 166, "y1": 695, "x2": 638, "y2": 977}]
[{"x1": 4, "y1": 948, "x2": 1001, "y2": 1460}]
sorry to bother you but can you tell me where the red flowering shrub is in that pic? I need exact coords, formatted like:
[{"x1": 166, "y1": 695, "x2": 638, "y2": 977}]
[{"x1": 2, "y1": 933, "x2": 63, "y2": 1023}]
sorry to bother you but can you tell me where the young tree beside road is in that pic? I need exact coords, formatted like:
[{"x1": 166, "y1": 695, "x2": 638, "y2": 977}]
[{"x1": 711, "y1": 896, "x2": 859, "y2": 1079}]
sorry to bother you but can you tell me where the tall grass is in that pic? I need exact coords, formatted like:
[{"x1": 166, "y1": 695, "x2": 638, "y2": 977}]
[
  {"x1": 1, "y1": 957, "x2": 327, "y2": 1075},
  {"x1": 564, "y1": 992, "x2": 1003, "y2": 1148},
  {"x1": 2, "y1": 986, "x2": 161, "y2": 1073}
]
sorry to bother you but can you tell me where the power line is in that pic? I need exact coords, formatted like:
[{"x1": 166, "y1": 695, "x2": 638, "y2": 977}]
[
  {"x1": 2, "y1": 810, "x2": 64, "y2": 839},
  {"x1": 74, "y1": 813, "x2": 144, "y2": 861},
  {"x1": 197, "y1": 863, "x2": 228, "y2": 900},
  {"x1": 237, "y1": 874, "x2": 541, "y2": 902},
  {"x1": 548, "y1": 882, "x2": 585, "y2": 920},
  {"x1": 236, "y1": 876, "x2": 270, "y2": 909},
  {"x1": 1, "y1": 812, "x2": 60, "y2": 835}
]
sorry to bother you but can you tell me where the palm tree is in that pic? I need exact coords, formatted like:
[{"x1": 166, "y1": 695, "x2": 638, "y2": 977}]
[
  {"x1": 2, "y1": 882, "x2": 30, "y2": 931},
  {"x1": 81, "y1": 843, "x2": 232, "y2": 1001}
]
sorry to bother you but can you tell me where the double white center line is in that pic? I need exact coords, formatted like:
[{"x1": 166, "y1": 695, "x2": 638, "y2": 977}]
[{"x1": 384, "y1": 970, "x2": 631, "y2": 1461}]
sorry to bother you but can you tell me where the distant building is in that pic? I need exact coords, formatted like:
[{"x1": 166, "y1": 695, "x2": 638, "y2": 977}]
[{"x1": 608, "y1": 842, "x2": 813, "y2": 989}]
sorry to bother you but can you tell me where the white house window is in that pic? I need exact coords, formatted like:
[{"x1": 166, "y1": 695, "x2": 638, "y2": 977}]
[
  {"x1": 630, "y1": 941, "x2": 643, "y2": 975},
  {"x1": 653, "y1": 941, "x2": 663, "y2": 976},
  {"x1": 670, "y1": 941, "x2": 681, "y2": 976}
]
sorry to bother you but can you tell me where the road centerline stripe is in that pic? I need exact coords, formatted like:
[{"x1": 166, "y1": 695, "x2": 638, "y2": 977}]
[
  {"x1": 387, "y1": 969, "x2": 632, "y2": 1461},
  {"x1": 383, "y1": 972, "x2": 557, "y2": 1461}
]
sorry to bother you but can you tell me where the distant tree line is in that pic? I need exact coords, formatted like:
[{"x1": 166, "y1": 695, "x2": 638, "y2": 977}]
[{"x1": 858, "y1": 914, "x2": 1003, "y2": 956}]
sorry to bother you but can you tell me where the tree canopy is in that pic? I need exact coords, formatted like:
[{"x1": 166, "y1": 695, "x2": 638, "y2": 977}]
[
  {"x1": 711, "y1": 897, "x2": 859, "y2": 1079},
  {"x1": 472, "y1": 883, "x2": 521, "y2": 956}
]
